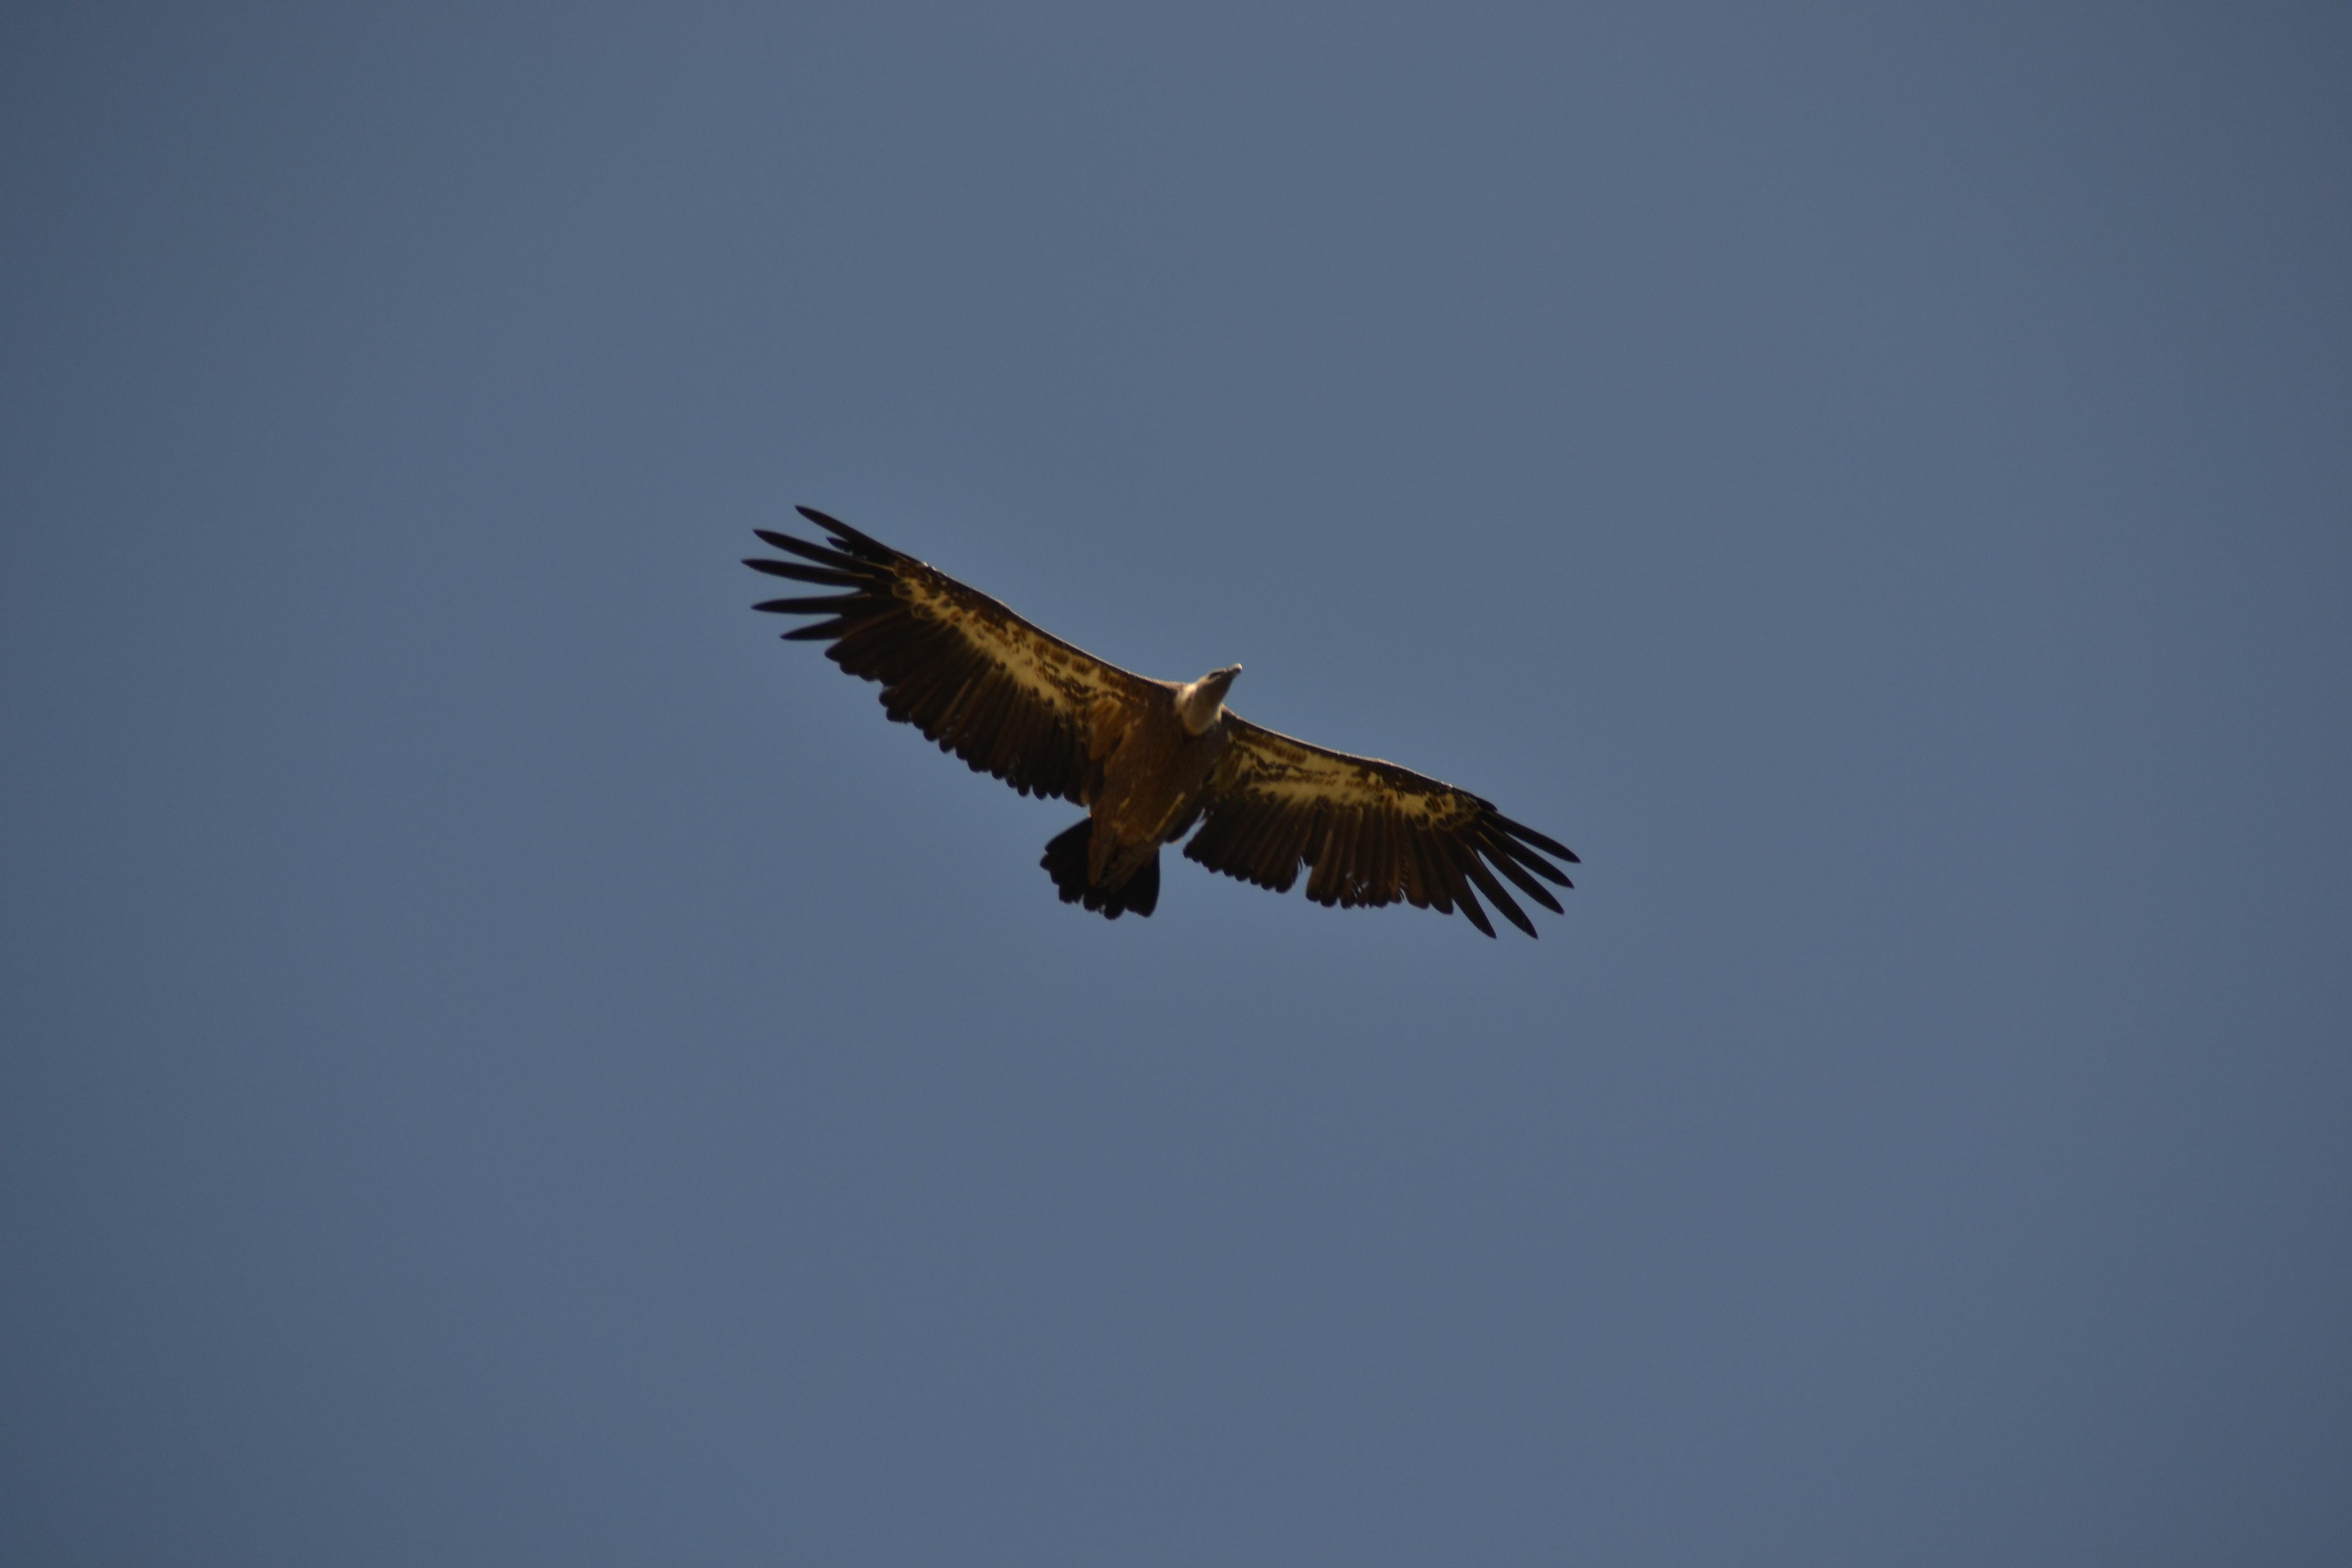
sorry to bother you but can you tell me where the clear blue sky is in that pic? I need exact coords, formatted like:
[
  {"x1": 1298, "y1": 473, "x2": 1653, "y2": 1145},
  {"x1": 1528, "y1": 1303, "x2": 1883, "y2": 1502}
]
[{"x1": 5, "y1": 4, "x2": 2348, "y2": 1563}]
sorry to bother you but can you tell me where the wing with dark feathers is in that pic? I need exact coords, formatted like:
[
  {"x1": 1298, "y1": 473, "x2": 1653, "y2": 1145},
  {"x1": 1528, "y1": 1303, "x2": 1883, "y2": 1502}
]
[
  {"x1": 745, "y1": 507, "x2": 1162, "y2": 804},
  {"x1": 1182, "y1": 716, "x2": 1578, "y2": 938}
]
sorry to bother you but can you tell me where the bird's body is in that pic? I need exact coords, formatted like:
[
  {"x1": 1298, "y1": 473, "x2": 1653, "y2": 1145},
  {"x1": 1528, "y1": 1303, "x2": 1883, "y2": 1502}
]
[
  {"x1": 745, "y1": 507, "x2": 1576, "y2": 936},
  {"x1": 1042, "y1": 668, "x2": 1240, "y2": 917}
]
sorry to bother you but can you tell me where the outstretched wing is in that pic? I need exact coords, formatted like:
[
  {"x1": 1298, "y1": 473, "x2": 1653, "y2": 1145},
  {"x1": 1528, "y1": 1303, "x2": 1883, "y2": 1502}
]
[
  {"x1": 745, "y1": 506, "x2": 1162, "y2": 804},
  {"x1": 1183, "y1": 716, "x2": 1578, "y2": 938}
]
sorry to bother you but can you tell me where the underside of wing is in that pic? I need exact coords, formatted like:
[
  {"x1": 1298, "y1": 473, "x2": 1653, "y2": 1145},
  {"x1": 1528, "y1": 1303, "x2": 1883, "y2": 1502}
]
[
  {"x1": 745, "y1": 507, "x2": 1161, "y2": 804},
  {"x1": 1183, "y1": 716, "x2": 1578, "y2": 938}
]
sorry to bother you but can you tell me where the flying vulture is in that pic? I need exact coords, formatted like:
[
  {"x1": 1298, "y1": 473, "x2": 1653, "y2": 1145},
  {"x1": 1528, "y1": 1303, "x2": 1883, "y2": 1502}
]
[{"x1": 745, "y1": 507, "x2": 1577, "y2": 936}]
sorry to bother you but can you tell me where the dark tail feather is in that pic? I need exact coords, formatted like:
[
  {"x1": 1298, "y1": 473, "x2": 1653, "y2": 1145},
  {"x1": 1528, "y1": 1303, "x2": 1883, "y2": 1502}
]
[
  {"x1": 1040, "y1": 817, "x2": 1159, "y2": 921},
  {"x1": 1121, "y1": 851, "x2": 1160, "y2": 917},
  {"x1": 1042, "y1": 818, "x2": 1094, "y2": 905}
]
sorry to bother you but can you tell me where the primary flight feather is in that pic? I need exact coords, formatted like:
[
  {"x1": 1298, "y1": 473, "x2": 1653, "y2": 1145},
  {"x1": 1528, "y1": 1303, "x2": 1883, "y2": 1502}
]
[{"x1": 745, "y1": 506, "x2": 1577, "y2": 936}]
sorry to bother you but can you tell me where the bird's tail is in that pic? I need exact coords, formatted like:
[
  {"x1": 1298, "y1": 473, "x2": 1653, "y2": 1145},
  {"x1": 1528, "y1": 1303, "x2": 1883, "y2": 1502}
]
[{"x1": 1041, "y1": 817, "x2": 1160, "y2": 920}]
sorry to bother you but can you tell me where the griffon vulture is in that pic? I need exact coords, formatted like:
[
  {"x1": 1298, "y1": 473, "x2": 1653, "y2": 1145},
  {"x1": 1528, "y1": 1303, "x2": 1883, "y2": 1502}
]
[{"x1": 745, "y1": 507, "x2": 1576, "y2": 936}]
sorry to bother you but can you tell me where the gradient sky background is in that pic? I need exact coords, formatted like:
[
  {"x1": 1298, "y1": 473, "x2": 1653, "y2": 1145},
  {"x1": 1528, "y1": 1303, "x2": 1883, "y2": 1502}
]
[{"x1": 5, "y1": 4, "x2": 2348, "y2": 1564}]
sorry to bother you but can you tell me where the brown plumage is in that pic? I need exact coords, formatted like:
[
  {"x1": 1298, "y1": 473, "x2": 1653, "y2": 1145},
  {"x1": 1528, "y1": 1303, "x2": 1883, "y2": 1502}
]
[{"x1": 745, "y1": 506, "x2": 1577, "y2": 936}]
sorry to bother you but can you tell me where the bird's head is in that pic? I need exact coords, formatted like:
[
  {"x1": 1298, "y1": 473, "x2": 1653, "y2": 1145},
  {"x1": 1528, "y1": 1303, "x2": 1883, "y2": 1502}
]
[{"x1": 1173, "y1": 664, "x2": 1242, "y2": 734}]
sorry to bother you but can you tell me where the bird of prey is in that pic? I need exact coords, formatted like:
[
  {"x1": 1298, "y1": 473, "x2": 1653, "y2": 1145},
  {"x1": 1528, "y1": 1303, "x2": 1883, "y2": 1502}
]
[{"x1": 744, "y1": 507, "x2": 1577, "y2": 936}]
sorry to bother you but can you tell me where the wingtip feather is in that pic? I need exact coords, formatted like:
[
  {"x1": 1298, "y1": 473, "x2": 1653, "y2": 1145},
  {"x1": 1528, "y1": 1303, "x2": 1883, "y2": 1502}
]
[
  {"x1": 1453, "y1": 879, "x2": 1498, "y2": 938},
  {"x1": 1493, "y1": 812, "x2": 1577, "y2": 862},
  {"x1": 795, "y1": 504, "x2": 893, "y2": 558}
]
